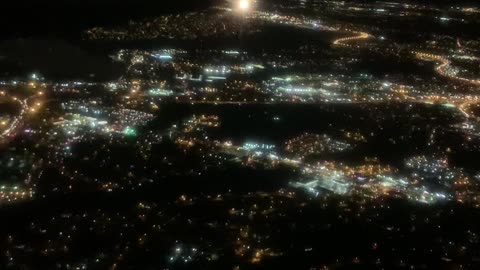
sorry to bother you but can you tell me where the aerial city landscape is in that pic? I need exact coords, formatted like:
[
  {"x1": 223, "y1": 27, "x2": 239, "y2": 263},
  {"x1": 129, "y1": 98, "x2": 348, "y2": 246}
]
[{"x1": 0, "y1": 0, "x2": 480, "y2": 269}]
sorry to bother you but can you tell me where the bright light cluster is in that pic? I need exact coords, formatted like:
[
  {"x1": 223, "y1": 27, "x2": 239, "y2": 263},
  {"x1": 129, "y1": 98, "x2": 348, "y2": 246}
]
[{"x1": 238, "y1": 0, "x2": 251, "y2": 12}]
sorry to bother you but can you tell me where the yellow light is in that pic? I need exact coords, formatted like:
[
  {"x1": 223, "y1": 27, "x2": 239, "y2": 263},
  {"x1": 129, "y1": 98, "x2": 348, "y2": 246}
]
[{"x1": 238, "y1": 0, "x2": 251, "y2": 11}]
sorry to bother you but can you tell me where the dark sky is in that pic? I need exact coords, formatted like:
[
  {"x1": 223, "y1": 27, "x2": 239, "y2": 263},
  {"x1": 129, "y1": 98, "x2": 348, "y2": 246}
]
[
  {"x1": 1, "y1": 0, "x2": 220, "y2": 39},
  {"x1": 0, "y1": 0, "x2": 221, "y2": 79}
]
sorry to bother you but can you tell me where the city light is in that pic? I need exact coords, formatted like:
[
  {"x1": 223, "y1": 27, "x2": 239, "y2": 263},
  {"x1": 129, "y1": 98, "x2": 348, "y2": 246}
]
[
  {"x1": 1, "y1": 2, "x2": 480, "y2": 269},
  {"x1": 333, "y1": 31, "x2": 371, "y2": 46},
  {"x1": 238, "y1": 0, "x2": 251, "y2": 12},
  {"x1": 123, "y1": 126, "x2": 137, "y2": 136},
  {"x1": 415, "y1": 52, "x2": 480, "y2": 86}
]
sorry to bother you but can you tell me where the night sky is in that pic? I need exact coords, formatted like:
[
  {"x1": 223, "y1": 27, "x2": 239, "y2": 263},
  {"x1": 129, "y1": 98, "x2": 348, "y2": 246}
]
[{"x1": 1, "y1": 0, "x2": 220, "y2": 38}]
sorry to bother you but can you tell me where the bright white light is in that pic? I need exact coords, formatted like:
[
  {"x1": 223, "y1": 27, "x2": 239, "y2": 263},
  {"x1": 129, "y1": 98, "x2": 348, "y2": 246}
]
[{"x1": 238, "y1": 0, "x2": 250, "y2": 11}]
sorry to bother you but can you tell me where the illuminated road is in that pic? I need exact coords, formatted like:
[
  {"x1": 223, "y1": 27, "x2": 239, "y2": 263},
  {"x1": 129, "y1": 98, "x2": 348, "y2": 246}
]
[
  {"x1": 329, "y1": 27, "x2": 480, "y2": 122},
  {"x1": 1, "y1": 91, "x2": 43, "y2": 143},
  {"x1": 333, "y1": 31, "x2": 371, "y2": 47},
  {"x1": 329, "y1": 26, "x2": 479, "y2": 88},
  {"x1": 1, "y1": 97, "x2": 28, "y2": 138},
  {"x1": 457, "y1": 98, "x2": 480, "y2": 119},
  {"x1": 415, "y1": 52, "x2": 480, "y2": 86},
  {"x1": 174, "y1": 97, "x2": 480, "y2": 127},
  {"x1": 173, "y1": 99, "x2": 438, "y2": 106}
]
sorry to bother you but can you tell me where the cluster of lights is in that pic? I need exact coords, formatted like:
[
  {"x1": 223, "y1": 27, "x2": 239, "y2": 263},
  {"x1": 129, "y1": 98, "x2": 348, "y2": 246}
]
[
  {"x1": 0, "y1": 186, "x2": 33, "y2": 204},
  {"x1": 415, "y1": 52, "x2": 480, "y2": 86},
  {"x1": 243, "y1": 142, "x2": 276, "y2": 151},
  {"x1": 148, "y1": 88, "x2": 174, "y2": 96}
]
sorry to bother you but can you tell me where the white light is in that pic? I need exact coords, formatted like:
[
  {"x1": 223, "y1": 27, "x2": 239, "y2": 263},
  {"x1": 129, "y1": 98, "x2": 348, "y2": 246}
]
[{"x1": 239, "y1": 0, "x2": 250, "y2": 11}]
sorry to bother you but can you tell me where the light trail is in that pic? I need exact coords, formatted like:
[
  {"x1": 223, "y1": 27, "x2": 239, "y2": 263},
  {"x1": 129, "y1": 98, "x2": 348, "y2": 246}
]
[
  {"x1": 457, "y1": 98, "x2": 480, "y2": 119},
  {"x1": 333, "y1": 31, "x2": 371, "y2": 47},
  {"x1": 414, "y1": 52, "x2": 480, "y2": 86},
  {"x1": 1, "y1": 91, "x2": 43, "y2": 142},
  {"x1": 1, "y1": 97, "x2": 28, "y2": 138}
]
